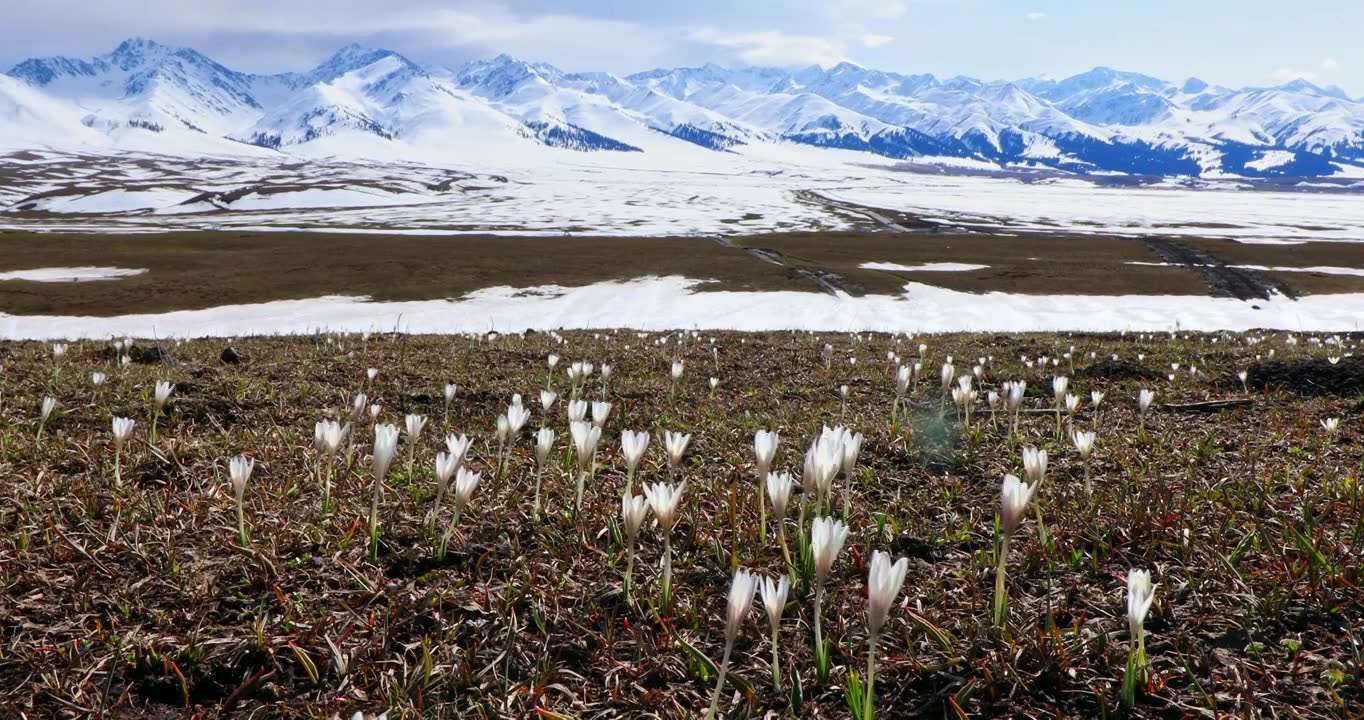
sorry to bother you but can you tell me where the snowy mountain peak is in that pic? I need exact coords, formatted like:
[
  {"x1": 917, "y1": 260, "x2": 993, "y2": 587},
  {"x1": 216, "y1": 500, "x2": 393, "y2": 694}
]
[
  {"x1": 1082, "y1": 66, "x2": 1164, "y2": 87},
  {"x1": 1022, "y1": 66, "x2": 1169, "y2": 102},
  {"x1": 108, "y1": 37, "x2": 174, "y2": 70},
  {"x1": 1181, "y1": 77, "x2": 1209, "y2": 94},
  {"x1": 7, "y1": 56, "x2": 97, "y2": 87},
  {"x1": 305, "y1": 43, "x2": 406, "y2": 84},
  {"x1": 826, "y1": 60, "x2": 868, "y2": 75},
  {"x1": 1276, "y1": 78, "x2": 1321, "y2": 94},
  {"x1": 7, "y1": 37, "x2": 229, "y2": 90},
  {"x1": 1269, "y1": 78, "x2": 1353, "y2": 101},
  {"x1": 455, "y1": 54, "x2": 567, "y2": 98}
]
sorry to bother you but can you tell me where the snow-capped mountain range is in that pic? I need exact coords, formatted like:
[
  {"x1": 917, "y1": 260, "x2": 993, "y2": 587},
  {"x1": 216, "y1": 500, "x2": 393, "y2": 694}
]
[{"x1": 5, "y1": 37, "x2": 1364, "y2": 178}]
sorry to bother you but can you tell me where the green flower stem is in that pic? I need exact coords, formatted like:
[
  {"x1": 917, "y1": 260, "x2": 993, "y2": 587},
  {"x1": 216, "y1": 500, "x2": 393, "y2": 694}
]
[
  {"x1": 865, "y1": 632, "x2": 879, "y2": 720},
  {"x1": 704, "y1": 639, "x2": 734, "y2": 720},
  {"x1": 771, "y1": 626, "x2": 782, "y2": 690},
  {"x1": 993, "y1": 534, "x2": 1010, "y2": 628}
]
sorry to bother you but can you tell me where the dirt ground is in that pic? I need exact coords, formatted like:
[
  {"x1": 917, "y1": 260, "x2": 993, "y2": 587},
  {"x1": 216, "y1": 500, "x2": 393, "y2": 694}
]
[
  {"x1": 4, "y1": 228, "x2": 1364, "y2": 316},
  {"x1": 0, "y1": 331, "x2": 1360, "y2": 718}
]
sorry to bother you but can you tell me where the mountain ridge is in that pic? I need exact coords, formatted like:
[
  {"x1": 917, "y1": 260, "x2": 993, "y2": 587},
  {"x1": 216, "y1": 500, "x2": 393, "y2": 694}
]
[{"x1": 4, "y1": 39, "x2": 1364, "y2": 178}]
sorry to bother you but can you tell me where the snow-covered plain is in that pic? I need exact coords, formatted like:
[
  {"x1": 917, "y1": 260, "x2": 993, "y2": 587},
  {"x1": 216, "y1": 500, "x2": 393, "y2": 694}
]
[
  {"x1": 0, "y1": 147, "x2": 882, "y2": 236},
  {"x1": 822, "y1": 179, "x2": 1364, "y2": 243},
  {"x1": 3, "y1": 276, "x2": 1360, "y2": 340},
  {"x1": 3, "y1": 148, "x2": 1362, "y2": 243}
]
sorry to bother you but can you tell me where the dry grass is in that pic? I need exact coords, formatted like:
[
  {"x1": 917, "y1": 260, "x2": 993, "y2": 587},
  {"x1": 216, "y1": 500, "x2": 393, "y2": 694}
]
[
  {"x1": 0, "y1": 331, "x2": 1361, "y2": 719},
  {"x1": 5, "y1": 230, "x2": 1364, "y2": 316}
]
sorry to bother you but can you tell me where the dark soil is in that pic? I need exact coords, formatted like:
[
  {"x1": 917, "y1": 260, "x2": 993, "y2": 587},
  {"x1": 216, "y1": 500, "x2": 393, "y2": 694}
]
[
  {"x1": 1076, "y1": 359, "x2": 1167, "y2": 382},
  {"x1": 1247, "y1": 356, "x2": 1364, "y2": 396}
]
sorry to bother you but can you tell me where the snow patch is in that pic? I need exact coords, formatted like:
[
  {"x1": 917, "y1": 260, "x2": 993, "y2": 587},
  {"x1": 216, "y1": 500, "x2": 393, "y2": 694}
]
[
  {"x1": 21, "y1": 189, "x2": 200, "y2": 213},
  {"x1": 226, "y1": 188, "x2": 439, "y2": 211},
  {"x1": 1126, "y1": 261, "x2": 1364, "y2": 277},
  {"x1": 7, "y1": 275, "x2": 1364, "y2": 339},
  {"x1": 0, "y1": 266, "x2": 147, "y2": 282},
  {"x1": 1245, "y1": 151, "x2": 1297, "y2": 172},
  {"x1": 861, "y1": 262, "x2": 989, "y2": 272}
]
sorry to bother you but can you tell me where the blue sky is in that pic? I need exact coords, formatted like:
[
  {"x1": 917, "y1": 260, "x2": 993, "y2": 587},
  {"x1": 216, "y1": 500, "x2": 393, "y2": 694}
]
[{"x1": 0, "y1": 0, "x2": 1357, "y2": 92}]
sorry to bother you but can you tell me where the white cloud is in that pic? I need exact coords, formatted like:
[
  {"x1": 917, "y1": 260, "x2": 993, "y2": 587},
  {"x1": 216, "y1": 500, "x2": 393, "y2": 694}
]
[
  {"x1": 1270, "y1": 67, "x2": 1315, "y2": 82},
  {"x1": 0, "y1": 0, "x2": 678, "y2": 72},
  {"x1": 862, "y1": 34, "x2": 895, "y2": 48},
  {"x1": 837, "y1": 0, "x2": 909, "y2": 19},
  {"x1": 1269, "y1": 58, "x2": 1343, "y2": 85},
  {"x1": 689, "y1": 28, "x2": 848, "y2": 67},
  {"x1": 1026, "y1": 11, "x2": 1046, "y2": 21}
]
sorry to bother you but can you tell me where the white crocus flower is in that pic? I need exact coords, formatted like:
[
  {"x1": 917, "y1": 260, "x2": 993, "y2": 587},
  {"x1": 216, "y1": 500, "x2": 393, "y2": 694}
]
[
  {"x1": 591, "y1": 400, "x2": 612, "y2": 429},
  {"x1": 507, "y1": 403, "x2": 531, "y2": 434},
  {"x1": 809, "y1": 516, "x2": 849, "y2": 678},
  {"x1": 531, "y1": 427, "x2": 555, "y2": 519},
  {"x1": 1021, "y1": 446, "x2": 1047, "y2": 487},
  {"x1": 863, "y1": 550, "x2": 910, "y2": 718},
  {"x1": 350, "y1": 393, "x2": 368, "y2": 423},
  {"x1": 759, "y1": 574, "x2": 791, "y2": 688},
  {"x1": 367, "y1": 423, "x2": 400, "y2": 557},
  {"x1": 1000, "y1": 473, "x2": 1038, "y2": 538},
  {"x1": 767, "y1": 471, "x2": 793, "y2": 520},
  {"x1": 1126, "y1": 568, "x2": 1158, "y2": 676},
  {"x1": 315, "y1": 419, "x2": 348, "y2": 511},
  {"x1": 110, "y1": 416, "x2": 135, "y2": 487},
  {"x1": 994, "y1": 473, "x2": 1039, "y2": 627},
  {"x1": 404, "y1": 413, "x2": 427, "y2": 444},
  {"x1": 1138, "y1": 388, "x2": 1155, "y2": 413},
  {"x1": 229, "y1": 455, "x2": 255, "y2": 544},
  {"x1": 620, "y1": 493, "x2": 650, "y2": 599},
  {"x1": 569, "y1": 420, "x2": 602, "y2": 514},
  {"x1": 39, "y1": 396, "x2": 57, "y2": 424},
  {"x1": 567, "y1": 399, "x2": 588, "y2": 424},
  {"x1": 767, "y1": 470, "x2": 795, "y2": 564},
  {"x1": 112, "y1": 416, "x2": 135, "y2": 446},
  {"x1": 1074, "y1": 429, "x2": 1097, "y2": 495},
  {"x1": 1137, "y1": 388, "x2": 1156, "y2": 437},
  {"x1": 664, "y1": 431, "x2": 691, "y2": 476},
  {"x1": 704, "y1": 570, "x2": 757, "y2": 720},
  {"x1": 443, "y1": 434, "x2": 472, "y2": 470},
  {"x1": 430, "y1": 450, "x2": 459, "y2": 526},
  {"x1": 452, "y1": 467, "x2": 480, "y2": 518},
  {"x1": 620, "y1": 430, "x2": 650, "y2": 493},
  {"x1": 643, "y1": 480, "x2": 687, "y2": 610}
]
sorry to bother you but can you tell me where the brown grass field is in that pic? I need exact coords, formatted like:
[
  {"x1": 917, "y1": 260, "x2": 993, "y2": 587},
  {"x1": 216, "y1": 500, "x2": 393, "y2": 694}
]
[
  {"x1": 4, "y1": 228, "x2": 1364, "y2": 316},
  {"x1": 0, "y1": 330, "x2": 1361, "y2": 718}
]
